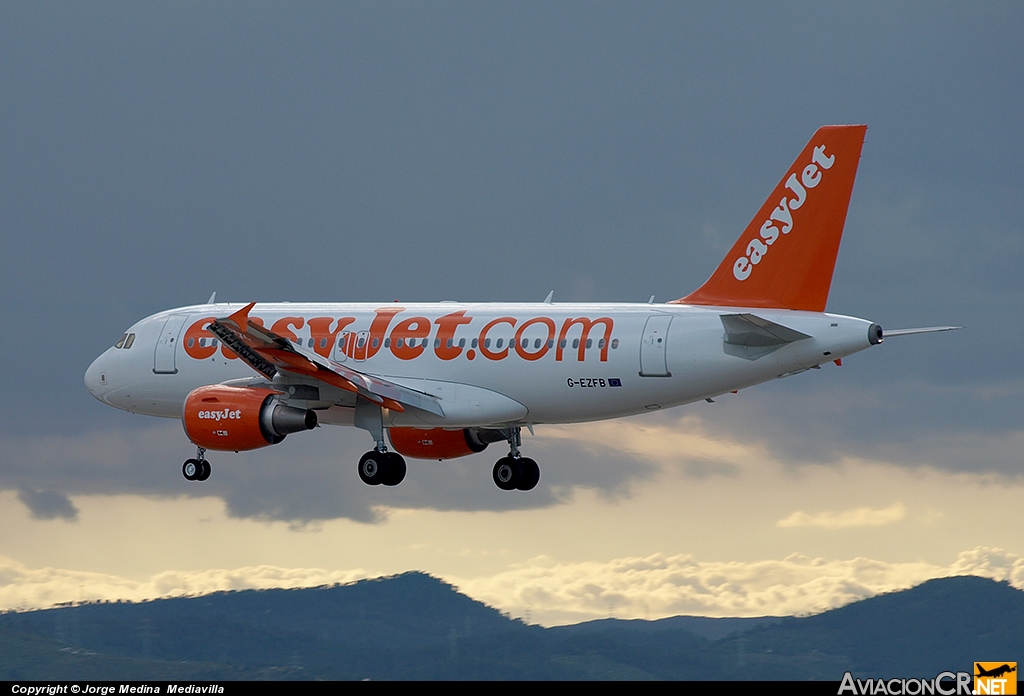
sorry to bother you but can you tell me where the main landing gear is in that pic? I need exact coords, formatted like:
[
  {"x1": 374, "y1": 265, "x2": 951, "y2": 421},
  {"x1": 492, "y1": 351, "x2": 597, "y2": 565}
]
[
  {"x1": 183, "y1": 447, "x2": 211, "y2": 482},
  {"x1": 492, "y1": 427, "x2": 540, "y2": 491},
  {"x1": 354, "y1": 396, "x2": 406, "y2": 487},
  {"x1": 358, "y1": 445, "x2": 407, "y2": 487}
]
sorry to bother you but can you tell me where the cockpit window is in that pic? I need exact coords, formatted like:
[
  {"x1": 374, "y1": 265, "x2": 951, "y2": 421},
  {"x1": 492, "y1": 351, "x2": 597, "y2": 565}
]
[
  {"x1": 123, "y1": 333, "x2": 136, "y2": 349},
  {"x1": 115, "y1": 333, "x2": 128, "y2": 349}
]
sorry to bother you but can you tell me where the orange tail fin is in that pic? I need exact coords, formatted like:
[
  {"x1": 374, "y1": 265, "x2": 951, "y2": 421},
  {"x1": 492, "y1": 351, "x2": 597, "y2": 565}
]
[{"x1": 674, "y1": 125, "x2": 867, "y2": 312}]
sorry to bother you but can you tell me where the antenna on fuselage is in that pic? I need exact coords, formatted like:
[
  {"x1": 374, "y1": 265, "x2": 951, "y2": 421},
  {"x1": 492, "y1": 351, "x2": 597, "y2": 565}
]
[
  {"x1": 648, "y1": 295, "x2": 656, "y2": 304},
  {"x1": 543, "y1": 290, "x2": 554, "y2": 303},
  {"x1": 207, "y1": 292, "x2": 217, "y2": 304}
]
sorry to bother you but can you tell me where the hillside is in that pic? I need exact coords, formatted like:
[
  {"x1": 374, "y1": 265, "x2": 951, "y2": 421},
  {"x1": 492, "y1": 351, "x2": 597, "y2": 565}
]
[{"x1": 1, "y1": 573, "x2": 1019, "y2": 680}]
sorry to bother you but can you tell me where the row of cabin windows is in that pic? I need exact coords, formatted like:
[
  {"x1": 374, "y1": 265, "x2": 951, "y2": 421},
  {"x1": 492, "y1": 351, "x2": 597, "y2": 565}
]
[
  {"x1": 184, "y1": 334, "x2": 621, "y2": 353},
  {"x1": 115, "y1": 333, "x2": 137, "y2": 349},
  {"x1": 344, "y1": 335, "x2": 620, "y2": 351}
]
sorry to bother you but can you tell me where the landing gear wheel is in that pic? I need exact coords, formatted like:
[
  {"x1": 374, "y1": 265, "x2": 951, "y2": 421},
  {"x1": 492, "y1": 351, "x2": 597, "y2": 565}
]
[
  {"x1": 516, "y1": 458, "x2": 540, "y2": 491},
  {"x1": 358, "y1": 451, "x2": 387, "y2": 486},
  {"x1": 182, "y1": 459, "x2": 200, "y2": 481},
  {"x1": 383, "y1": 452, "x2": 406, "y2": 486},
  {"x1": 196, "y1": 460, "x2": 211, "y2": 481},
  {"x1": 493, "y1": 457, "x2": 521, "y2": 491}
]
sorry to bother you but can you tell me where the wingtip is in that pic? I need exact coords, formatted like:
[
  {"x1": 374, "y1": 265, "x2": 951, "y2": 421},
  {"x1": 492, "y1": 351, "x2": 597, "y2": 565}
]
[{"x1": 226, "y1": 302, "x2": 257, "y2": 329}]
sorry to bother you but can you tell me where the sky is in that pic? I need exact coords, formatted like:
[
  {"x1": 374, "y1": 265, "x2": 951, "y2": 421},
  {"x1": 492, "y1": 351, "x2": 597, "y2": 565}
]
[{"x1": 1, "y1": 2, "x2": 1022, "y2": 626}]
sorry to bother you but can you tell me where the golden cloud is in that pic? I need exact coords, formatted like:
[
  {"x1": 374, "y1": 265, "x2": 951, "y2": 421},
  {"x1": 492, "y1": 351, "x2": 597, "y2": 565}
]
[{"x1": 776, "y1": 503, "x2": 906, "y2": 529}]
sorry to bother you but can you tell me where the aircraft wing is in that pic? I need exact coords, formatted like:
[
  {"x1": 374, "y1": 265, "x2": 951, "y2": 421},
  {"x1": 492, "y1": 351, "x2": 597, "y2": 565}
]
[{"x1": 207, "y1": 302, "x2": 444, "y2": 417}]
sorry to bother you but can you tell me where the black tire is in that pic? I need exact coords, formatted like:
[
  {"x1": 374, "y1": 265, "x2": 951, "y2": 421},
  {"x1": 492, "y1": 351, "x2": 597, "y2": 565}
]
[
  {"x1": 492, "y1": 457, "x2": 521, "y2": 491},
  {"x1": 358, "y1": 451, "x2": 387, "y2": 486},
  {"x1": 196, "y1": 460, "x2": 211, "y2": 482},
  {"x1": 517, "y1": 458, "x2": 540, "y2": 491},
  {"x1": 182, "y1": 459, "x2": 199, "y2": 481},
  {"x1": 383, "y1": 452, "x2": 407, "y2": 486}
]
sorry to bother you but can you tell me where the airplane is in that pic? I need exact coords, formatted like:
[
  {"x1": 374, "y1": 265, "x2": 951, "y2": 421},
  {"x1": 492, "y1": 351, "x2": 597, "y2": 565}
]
[
  {"x1": 84, "y1": 125, "x2": 956, "y2": 491},
  {"x1": 975, "y1": 664, "x2": 1016, "y2": 679}
]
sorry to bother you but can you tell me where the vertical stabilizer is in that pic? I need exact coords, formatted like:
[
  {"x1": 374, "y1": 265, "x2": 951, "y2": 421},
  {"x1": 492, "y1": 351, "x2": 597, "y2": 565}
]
[{"x1": 674, "y1": 125, "x2": 867, "y2": 312}]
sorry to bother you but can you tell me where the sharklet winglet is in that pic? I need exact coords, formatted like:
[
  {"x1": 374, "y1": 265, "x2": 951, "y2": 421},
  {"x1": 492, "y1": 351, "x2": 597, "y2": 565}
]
[{"x1": 226, "y1": 301, "x2": 257, "y2": 331}]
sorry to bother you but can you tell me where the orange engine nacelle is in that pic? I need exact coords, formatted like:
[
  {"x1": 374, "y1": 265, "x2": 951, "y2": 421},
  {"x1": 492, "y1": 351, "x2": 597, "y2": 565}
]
[
  {"x1": 183, "y1": 385, "x2": 317, "y2": 452},
  {"x1": 388, "y1": 427, "x2": 492, "y2": 460}
]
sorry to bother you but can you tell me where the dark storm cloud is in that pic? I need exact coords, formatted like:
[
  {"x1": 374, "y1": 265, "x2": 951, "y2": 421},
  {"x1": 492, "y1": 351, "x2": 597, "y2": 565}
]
[
  {"x1": 0, "y1": 421, "x2": 655, "y2": 524},
  {"x1": 17, "y1": 489, "x2": 78, "y2": 521},
  {"x1": 0, "y1": 3, "x2": 1021, "y2": 518}
]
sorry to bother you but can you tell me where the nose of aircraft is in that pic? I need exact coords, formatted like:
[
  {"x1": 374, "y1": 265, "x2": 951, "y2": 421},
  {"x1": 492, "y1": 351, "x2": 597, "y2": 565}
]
[{"x1": 84, "y1": 351, "x2": 112, "y2": 403}]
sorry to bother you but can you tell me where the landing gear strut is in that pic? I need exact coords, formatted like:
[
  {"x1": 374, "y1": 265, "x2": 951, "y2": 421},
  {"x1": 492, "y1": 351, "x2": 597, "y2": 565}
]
[
  {"x1": 492, "y1": 427, "x2": 540, "y2": 491},
  {"x1": 183, "y1": 447, "x2": 211, "y2": 482}
]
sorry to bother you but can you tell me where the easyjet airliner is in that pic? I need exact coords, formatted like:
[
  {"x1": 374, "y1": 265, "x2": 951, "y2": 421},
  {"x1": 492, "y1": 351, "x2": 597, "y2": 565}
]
[{"x1": 84, "y1": 125, "x2": 954, "y2": 490}]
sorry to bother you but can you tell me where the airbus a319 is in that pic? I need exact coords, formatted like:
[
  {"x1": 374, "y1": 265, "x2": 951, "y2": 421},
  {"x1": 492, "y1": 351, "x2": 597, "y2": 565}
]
[{"x1": 84, "y1": 125, "x2": 955, "y2": 490}]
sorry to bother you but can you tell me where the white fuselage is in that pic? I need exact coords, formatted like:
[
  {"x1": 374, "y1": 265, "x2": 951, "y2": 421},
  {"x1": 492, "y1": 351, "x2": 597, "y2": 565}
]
[{"x1": 84, "y1": 301, "x2": 876, "y2": 429}]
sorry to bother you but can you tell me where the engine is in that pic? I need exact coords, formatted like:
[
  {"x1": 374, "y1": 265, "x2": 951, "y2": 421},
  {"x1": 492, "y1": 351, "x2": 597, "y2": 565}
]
[
  {"x1": 388, "y1": 427, "x2": 505, "y2": 460},
  {"x1": 183, "y1": 385, "x2": 317, "y2": 451}
]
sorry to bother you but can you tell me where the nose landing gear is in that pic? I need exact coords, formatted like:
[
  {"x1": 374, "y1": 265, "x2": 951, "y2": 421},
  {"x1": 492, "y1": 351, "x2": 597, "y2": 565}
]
[
  {"x1": 183, "y1": 447, "x2": 211, "y2": 482},
  {"x1": 491, "y1": 427, "x2": 540, "y2": 491}
]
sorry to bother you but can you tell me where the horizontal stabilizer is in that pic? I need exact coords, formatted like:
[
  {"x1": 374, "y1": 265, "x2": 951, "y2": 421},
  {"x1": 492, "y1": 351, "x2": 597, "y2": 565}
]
[
  {"x1": 721, "y1": 313, "x2": 811, "y2": 347},
  {"x1": 882, "y1": 326, "x2": 960, "y2": 338}
]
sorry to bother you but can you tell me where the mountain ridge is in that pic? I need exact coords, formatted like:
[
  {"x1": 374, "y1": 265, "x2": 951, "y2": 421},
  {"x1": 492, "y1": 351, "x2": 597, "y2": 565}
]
[{"x1": 1, "y1": 572, "x2": 1019, "y2": 680}]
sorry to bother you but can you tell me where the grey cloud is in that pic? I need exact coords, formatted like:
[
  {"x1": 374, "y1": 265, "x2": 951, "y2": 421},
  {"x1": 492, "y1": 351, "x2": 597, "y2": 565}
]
[
  {"x1": 643, "y1": 371, "x2": 1024, "y2": 479},
  {"x1": 17, "y1": 489, "x2": 78, "y2": 521},
  {"x1": 0, "y1": 422, "x2": 655, "y2": 524}
]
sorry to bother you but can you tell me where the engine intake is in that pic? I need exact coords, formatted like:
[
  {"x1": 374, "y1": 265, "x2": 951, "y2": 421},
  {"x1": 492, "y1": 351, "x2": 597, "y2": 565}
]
[{"x1": 183, "y1": 385, "x2": 317, "y2": 451}]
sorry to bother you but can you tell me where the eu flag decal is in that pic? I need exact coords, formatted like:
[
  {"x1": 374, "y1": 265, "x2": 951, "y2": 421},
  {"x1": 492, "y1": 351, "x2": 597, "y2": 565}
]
[{"x1": 609, "y1": 378, "x2": 622, "y2": 387}]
